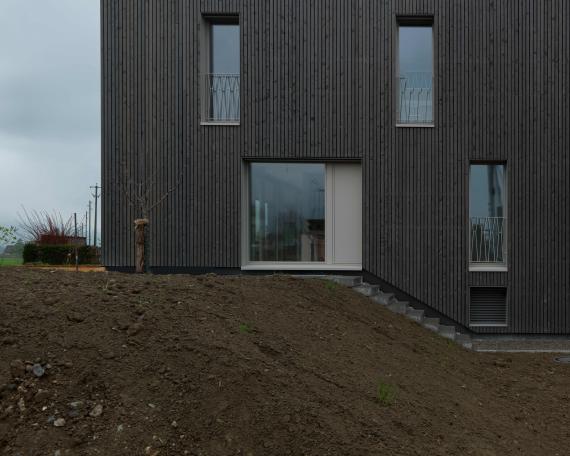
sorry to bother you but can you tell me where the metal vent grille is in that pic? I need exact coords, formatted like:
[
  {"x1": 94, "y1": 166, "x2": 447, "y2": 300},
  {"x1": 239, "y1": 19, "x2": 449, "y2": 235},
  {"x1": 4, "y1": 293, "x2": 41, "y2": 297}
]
[{"x1": 470, "y1": 287, "x2": 507, "y2": 326}]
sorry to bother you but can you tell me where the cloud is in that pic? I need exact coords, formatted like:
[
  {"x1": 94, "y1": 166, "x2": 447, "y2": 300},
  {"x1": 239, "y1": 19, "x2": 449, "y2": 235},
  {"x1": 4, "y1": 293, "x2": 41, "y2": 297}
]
[{"x1": 0, "y1": 0, "x2": 100, "y2": 231}]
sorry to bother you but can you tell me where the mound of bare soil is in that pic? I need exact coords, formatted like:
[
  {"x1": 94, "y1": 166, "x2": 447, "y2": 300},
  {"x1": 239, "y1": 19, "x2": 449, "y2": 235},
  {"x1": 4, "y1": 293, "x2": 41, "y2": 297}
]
[{"x1": 0, "y1": 268, "x2": 569, "y2": 455}]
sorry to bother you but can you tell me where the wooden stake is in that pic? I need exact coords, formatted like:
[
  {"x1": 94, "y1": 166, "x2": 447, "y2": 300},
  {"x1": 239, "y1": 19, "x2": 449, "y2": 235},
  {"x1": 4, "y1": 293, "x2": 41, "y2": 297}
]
[{"x1": 134, "y1": 218, "x2": 149, "y2": 273}]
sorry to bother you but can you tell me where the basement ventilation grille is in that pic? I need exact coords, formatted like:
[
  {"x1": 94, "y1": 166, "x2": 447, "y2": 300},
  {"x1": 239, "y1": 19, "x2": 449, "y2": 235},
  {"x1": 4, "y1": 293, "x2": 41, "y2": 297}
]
[{"x1": 470, "y1": 287, "x2": 507, "y2": 326}]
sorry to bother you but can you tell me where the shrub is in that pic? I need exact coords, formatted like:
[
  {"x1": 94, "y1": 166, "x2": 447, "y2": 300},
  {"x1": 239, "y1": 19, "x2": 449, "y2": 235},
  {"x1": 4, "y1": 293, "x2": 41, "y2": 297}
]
[
  {"x1": 78, "y1": 246, "x2": 100, "y2": 264},
  {"x1": 22, "y1": 244, "x2": 100, "y2": 265},
  {"x1": 37, "y1": 245, "x2": 73, "y2": 265},
  {"x1": 23, "y1": 243, "x2": 39, "y2": 263}
]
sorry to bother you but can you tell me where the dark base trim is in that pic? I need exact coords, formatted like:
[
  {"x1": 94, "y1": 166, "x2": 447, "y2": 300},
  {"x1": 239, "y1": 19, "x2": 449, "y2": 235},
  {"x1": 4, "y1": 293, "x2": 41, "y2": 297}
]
[{"x1": 104, "y1": 266, "x2": 362, "y2": 276}]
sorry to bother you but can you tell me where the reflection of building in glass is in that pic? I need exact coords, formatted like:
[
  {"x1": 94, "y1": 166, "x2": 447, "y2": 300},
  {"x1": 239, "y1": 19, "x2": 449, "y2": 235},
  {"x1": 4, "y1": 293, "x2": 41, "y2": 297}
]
[
  {"x1": 250, "y1": 164, "x2": 325, "y2": 262},
  {"x1": 469, "y1": 165, "x2": 506, "y2": 265}
]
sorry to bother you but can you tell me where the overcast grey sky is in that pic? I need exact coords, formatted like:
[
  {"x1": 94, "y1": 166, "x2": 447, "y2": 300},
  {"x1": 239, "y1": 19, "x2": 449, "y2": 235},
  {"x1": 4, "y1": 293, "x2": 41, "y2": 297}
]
[{"x1": 0, "y1": 0, "x2": 100, "y2": 232}]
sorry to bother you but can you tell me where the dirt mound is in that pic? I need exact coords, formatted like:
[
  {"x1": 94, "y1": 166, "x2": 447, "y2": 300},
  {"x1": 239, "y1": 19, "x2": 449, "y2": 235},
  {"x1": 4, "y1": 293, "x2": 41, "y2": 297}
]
[{"x1": 0, "y1": 268, "x2": 569, "y2": 455}]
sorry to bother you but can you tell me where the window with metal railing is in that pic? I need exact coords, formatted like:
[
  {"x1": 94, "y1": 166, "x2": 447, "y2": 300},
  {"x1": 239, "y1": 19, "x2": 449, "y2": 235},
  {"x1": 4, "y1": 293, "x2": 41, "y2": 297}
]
[
  {"x1": 469, "y1": 164, "x2": 507, "y2": 268},
  {"x1": 397, "y1": 21, "x2": 433, "y2": 125},
  {"x1": 202, "y1": 19, "x2": 240, "y2": 123}
]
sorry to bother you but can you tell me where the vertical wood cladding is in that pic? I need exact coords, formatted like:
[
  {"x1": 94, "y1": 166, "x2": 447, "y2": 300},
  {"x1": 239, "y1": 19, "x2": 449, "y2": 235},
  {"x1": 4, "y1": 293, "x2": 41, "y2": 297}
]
[{"x1": 102, "y1": 0, "x2": 570, "y2": 334}]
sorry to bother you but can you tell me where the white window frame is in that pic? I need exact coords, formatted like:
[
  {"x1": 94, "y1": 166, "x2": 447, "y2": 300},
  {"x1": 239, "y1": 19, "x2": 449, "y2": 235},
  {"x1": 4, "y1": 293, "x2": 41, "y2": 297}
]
[
  {"x1": 200, "y1": 15, "x2": 240, "y2": 125},
  {"x1": 395, "y1": 17, "x2": 435, "y2": 128},
  {"x1": 468, "y1": 162, "x2": 508, "y2": 272}
]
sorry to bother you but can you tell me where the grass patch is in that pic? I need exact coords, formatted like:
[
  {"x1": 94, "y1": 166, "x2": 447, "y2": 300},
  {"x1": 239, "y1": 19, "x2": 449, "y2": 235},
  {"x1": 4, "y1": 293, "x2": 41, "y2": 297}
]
[
  {"x1": 0, "y1": 257, "x2": 23, "y2": 267},
  {"x1": 376, "y1": 381, "x2": 396, "y2": 406},
  {"x1": 325, "y1": 280, "x2": 338, "y2": 292},
  {"x1": 239, "y1": 323, "x2": 253, "y2": 334}
]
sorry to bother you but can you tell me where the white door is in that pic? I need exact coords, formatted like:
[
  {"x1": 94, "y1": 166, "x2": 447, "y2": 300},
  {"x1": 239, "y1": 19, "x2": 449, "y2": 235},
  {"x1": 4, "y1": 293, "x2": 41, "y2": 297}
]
[{"x1": 326, "y1": 163, "x2": 362, "y2": 266}]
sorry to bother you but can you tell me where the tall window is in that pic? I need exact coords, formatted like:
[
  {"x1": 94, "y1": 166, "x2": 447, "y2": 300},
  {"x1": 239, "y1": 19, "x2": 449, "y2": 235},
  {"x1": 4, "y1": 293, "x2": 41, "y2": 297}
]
[
  {"x1": 202, "y1": 18, "x2": 240, "y2": 123},
  {"x1": 249, "y1": 164, "x2": 325, "y2": 263},
  {"x1": 398, "y1": 21, "x2": 433, "y2": 124},
  {"x1": 469, "y1": 164, "x2": 507, "y2": 267}
]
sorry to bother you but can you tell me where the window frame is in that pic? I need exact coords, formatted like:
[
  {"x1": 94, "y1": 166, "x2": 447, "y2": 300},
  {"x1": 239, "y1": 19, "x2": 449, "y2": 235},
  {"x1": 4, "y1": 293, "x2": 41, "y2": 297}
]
[
  {"x1": 467, "y1": 161, "x2": 508, "y2": 272},
  {"x1": 200, "y1": 14, "x2": 240, "y2": 126},
  {"x1": 240, "y1": 161, "x2": 363, "y2": 271},
  {"x1": 395, "y1": 16, "x2": 435, "y2": 128}
]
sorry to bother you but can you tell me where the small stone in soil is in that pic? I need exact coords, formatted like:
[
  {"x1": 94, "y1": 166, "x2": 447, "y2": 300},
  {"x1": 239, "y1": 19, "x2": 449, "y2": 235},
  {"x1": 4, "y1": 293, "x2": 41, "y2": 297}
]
[
  {"x1": 34, "y1": 389, "x2": 50, "y2": 402},
  {"x1": 127, "y1": 321, "x2": 143, "y2": 336},
  {"x1": 53, "y1": 418, "x2": 66, "y2": 427},
  {"x1": 89, "y1": 404, "x2": 103, "y2": 417},
  {"x1": 32, "y1": 364, "x2": 45, "y2": 378}
]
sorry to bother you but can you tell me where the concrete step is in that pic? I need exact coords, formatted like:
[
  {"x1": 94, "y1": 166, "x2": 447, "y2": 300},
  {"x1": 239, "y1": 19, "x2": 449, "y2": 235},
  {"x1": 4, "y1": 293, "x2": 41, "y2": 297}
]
[
  {"x1": 372, "y1": 291, "x2": 395, "y2": 306},
  {"x1": 423, "y1": 317, "x2": 440, "y2": 332},
  {"x1": 354, "y1": 283, "x2": 379, "y2": 297},
  {"x1": 455, "y1": 333, "x2": 473, "y2": 349},
  {"x1": 329, "y1": 276, "x2": 362, "y2": 288},
  {"x1": 406, "y1": 307, "x2": 425, "y2": 323},
  {"x1": 387, "y1": 301, "x2": 409, "y2": 315},
  {"x1": 439, "y1": 324, "x2": 457, "y2": 341}
]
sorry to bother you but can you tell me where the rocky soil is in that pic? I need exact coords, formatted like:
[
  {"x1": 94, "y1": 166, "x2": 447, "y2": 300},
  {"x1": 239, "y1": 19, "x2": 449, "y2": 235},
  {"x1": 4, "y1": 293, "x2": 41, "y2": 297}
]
[{"x1": 1, "y1": 268, "x2": 569, "y2": 455}]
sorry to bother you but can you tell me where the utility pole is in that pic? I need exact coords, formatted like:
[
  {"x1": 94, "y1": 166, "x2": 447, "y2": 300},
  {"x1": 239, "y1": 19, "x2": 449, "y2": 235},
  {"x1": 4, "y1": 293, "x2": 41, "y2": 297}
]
[
  {"x1": 74, "y1": 212, "x2": 79, "y2": 272},
  {"x1": 90, "y1": 184, "x2": 101, "y2": 247},
  {"x1": 87, "y1": 200, "x2": 92, "y2": 245}
]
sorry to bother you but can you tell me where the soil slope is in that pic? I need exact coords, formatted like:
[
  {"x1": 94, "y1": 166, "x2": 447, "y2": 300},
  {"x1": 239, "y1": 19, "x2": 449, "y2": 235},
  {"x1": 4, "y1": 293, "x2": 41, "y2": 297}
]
[{"x1": 0, "y1": 268, "x2": 569, "y2": 455}]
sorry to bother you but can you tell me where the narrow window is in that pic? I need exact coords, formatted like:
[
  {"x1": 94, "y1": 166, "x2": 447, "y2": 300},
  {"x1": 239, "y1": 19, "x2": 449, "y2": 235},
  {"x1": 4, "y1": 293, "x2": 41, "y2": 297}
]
[
  {"x1": 469, "y1": 164, "x2": 507, "y2": 268},
  {"x1": 397, "y1": 20, "x2": 433, "y2": 125},
  {"x1": 202, "y1": 17, "x2": 240, "y2": 123}
]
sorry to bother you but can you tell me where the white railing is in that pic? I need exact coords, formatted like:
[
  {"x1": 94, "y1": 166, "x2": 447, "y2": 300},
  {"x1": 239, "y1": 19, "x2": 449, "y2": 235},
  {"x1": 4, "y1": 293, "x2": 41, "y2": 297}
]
[
  {"x1": 470, "y1": 216, "x2": 506, "y2": 264},
  {"x1": 203, "y1": 73, "x2": 240, "y2": 122},
  {"x1": 398, "y1": 71, "x2": 433, "y2": 124}
]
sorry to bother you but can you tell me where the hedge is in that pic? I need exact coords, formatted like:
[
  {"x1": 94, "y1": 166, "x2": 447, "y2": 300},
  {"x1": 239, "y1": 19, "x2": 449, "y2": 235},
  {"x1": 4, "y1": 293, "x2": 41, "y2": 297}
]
[{"x1": 23, "y1": 243, "x2": 99, "y2": 265}]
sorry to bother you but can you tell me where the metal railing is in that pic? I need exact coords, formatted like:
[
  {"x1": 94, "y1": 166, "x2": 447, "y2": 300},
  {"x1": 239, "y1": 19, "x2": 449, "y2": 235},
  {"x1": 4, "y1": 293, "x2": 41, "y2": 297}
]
[
  {"x1": 203, "y1": 73, "x2": 240, "y2": 122},
  {"x1": 398, "y1": 71, "x2": 433, "y2": 124},
  {"x1": 469, "y1": 216, "x2": 506, "y2": 264}
]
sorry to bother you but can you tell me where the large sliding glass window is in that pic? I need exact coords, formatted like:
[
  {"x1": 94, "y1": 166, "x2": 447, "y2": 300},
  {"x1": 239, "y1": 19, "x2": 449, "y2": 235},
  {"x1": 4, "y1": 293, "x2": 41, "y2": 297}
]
[
  {"x1": 398, "y1": 22, "x2": 433, "y2": 124},
  {"x1": 469, "y1": 164, "x2": 507, "y2": 267},
  {"x1": 249, "y1": 163, "x2": 325, "y2": 262}
]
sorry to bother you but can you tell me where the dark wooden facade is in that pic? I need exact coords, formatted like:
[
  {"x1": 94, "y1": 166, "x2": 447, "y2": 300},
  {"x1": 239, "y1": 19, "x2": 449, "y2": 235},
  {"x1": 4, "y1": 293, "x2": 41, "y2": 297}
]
[{"x1": 101, "y1": 0, "x2": 570, "y2": 334}]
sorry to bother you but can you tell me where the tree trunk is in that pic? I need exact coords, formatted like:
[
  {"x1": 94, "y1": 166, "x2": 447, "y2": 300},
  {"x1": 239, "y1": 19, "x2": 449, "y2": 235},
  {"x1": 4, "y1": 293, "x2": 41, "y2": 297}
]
[{"x1": 134, "y1": 219, "x2": 149, "y2": 273}]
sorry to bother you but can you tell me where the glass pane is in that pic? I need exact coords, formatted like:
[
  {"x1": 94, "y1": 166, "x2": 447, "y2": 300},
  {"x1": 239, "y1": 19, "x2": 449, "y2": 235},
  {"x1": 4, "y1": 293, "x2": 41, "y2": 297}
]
[
  {"x1": 469, "y1": 164, "x2": 507, "y2": 264},
  {"x1": 249, "y1": 163, "x2": 325, "y2": 262},
  {"x1": 398, "y1": 26, "x2": 433, "y2": 123},
  {"x1": 469, "y1": 165, "x2": 506, "y2": 218},
  {"x1": 209, "y1": 24, "x2": 240, "y2": 121},
  {"x1": 211, "y1": 24, "x2": 239, "y2": 74}
]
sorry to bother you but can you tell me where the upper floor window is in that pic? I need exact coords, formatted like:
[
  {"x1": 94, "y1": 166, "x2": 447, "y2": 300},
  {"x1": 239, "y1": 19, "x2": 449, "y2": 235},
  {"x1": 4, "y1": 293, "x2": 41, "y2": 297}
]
[
  {"x1": 201, "y1": 17, "x2": 240, "y2": 123},
  {"x1": 469, "y1": 164, "x2": 507, "y2": 269},
  {"x1": 397, "y1": 20, "x2": 433, "y2": 125}
]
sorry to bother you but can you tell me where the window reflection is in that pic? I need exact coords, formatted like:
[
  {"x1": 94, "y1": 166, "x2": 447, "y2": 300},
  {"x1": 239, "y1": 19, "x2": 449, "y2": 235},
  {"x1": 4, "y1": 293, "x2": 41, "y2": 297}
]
[
  {"x1": 469, "y1": 164, "x2": 507, "y2": 264},
  {"x1": 398, "y1": 26, "x2": 433, "y2": 123},
  {"x1": 250, "y1": 163, "x2": 325, "y2": 262},
  {"x1": 208, "y1": 24, "x2": 240, "y2": 121}
]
